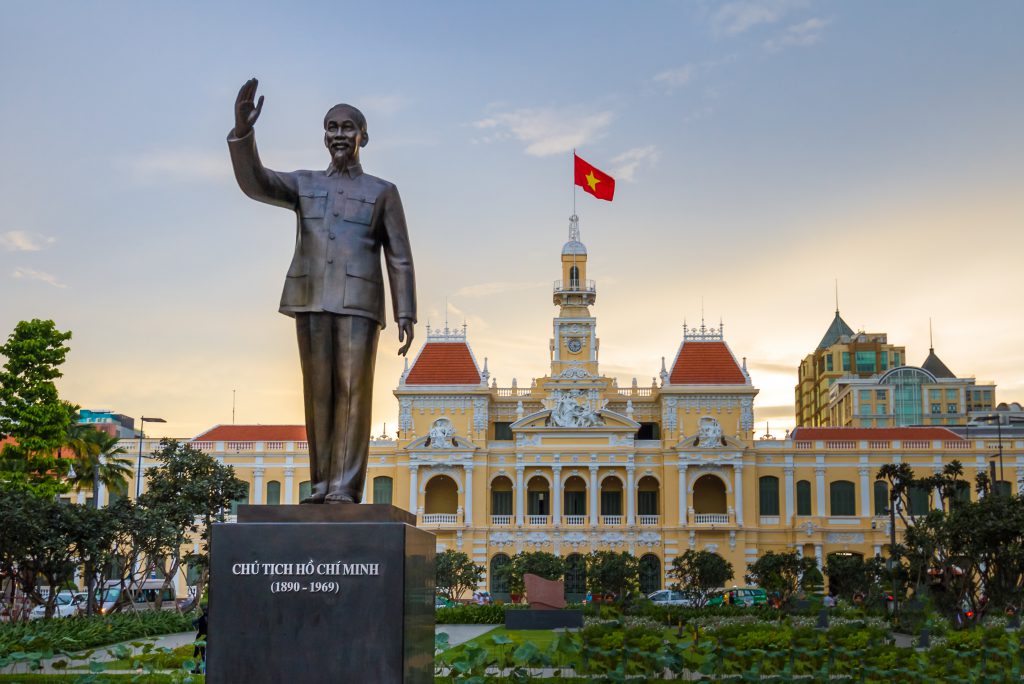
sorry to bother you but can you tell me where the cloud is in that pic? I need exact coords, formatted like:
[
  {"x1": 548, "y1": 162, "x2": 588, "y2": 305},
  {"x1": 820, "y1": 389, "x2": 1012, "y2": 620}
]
[
  {"x1": 1, "y1": 230, "x2": 55, "y2": 252},
  {"x1": 471, "y1": 107, "x2": 614, "y2": 157},
  {"x1": 454, "y1": 281, "x2": 546, "y2": 298},
  {"x1": 611, "y1": 146, "x2": 659, "y2": 183},
  {"x1": 653, "y1": 65, "x2": 695, "y2": 90},
  {"x1": 764, "y1": 17, "x2": 830, "y2": 51},
  {"x1": 126, "y1": 150, "x2": 232, "y2": 183},
  {"x1": 712, "y1": 0, "x2": 808, "y2": 35},
  {"x1": 748, "y1": 360, "x2": 798, "y2": 374},
  {"x1": 12, "y1": 266, "x2": 65, "y2": 288},
  {"x1": 753, "y1": 404, "x2": 796, "y2": 420}
]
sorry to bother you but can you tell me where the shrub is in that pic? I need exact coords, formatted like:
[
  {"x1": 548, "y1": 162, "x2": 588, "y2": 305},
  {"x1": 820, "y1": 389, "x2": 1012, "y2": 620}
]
[
  {"x1": 0, "y1": 610, "x2": 197, "y2": 659},
  {"x1": 434, "y1": 603, "x2": 506, "y2": 624}
]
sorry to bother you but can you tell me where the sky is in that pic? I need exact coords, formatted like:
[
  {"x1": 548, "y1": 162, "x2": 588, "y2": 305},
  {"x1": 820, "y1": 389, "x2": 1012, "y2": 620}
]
[{"x1": 1, "y1": 1, "x2": 1022, "y2": 440}]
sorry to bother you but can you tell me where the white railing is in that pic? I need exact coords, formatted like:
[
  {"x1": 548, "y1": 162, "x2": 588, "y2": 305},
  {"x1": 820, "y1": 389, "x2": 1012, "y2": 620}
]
[
  {"x1": 527, "y1": 515, "x2": 550, "y2": 526},
  {"x1": 693, "y1": 513, "x2": 729, "y2": 524},
  {"x1": 490, "y1": 515, "x2": 512, "y2": 526},
  {"x1": 601, "y1": 515, "x2": 623, "y2": 526},
  {"x1": 495, "y1": 388, "x2": 533, "y2": 397},
  {"x1": 759, "y1": 516, "x2": 780, "y2": 525},
  {"x1": 825, "y1": 440, "x2": 856, "y2": 449},
  {"x1": 562, "y1": 515, "x2": 588, "y2": 526},
  {"x1": 638, "y1": 515, "x2": 660, "y2": 526},
  {"x1": 617, "y1": 388, "x2": 654, "y2": 397},
  {"x1": 421, "y1": 513, "x2": 460, "y2": 525},
  {"x1": 903, "y1": 440, "x2": 931, "y2": 449},
  {"x1": 553, "y1": 279, "x2": 596, "y2": 293}
]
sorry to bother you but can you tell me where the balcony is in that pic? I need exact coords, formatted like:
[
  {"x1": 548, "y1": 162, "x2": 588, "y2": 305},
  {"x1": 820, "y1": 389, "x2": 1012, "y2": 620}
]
[
  {"x1": 638, "y1": 515, "x2": 660, "y2": 526},
  {"x1": 600, "y1": 515, "x2": 623, "y2": 526},
  {"x1": 693, "y1": 513, "x2": 730, "y2": 525},
  {"x1": 490, "y1": 515, "x2": 512, "y2": 526},
  {"x1": 562, "y1": 515, "x2": 588, "y2": 526},
  {"x1": 420, "y1": 513, "x2": 461, "y2": 526},
  {"x1": 553, "y1": 279, "x2": 596, "y2": 294},
  {"x1": 527, "y1": 515, "x2": 550, "y2": 526}
]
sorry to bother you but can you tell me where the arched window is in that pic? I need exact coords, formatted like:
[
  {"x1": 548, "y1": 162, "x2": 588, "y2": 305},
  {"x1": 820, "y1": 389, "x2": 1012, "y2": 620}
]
[
  {"x1": 873, "y1": 481, "x2": 888, "y2": 516},
  {"x1": 373, "y1": 476, "x2": 393, "y2": 505},
  {"x1": 564, "y1": 553, "x2": 587, "y2": 599},
  {"x1": 692, "y1": 474, "x2": 727, "y2": 514},
  {"x1": 600, "y1": 476, "x2": 623, "y2": 516},
  {"x1": 951, "y1": 481, "x2": 971, "y2": 508},
  {"x1": 569, "y1": 265, "x2": 579, "y2": 288},
  {"x1": 266, "y1": 480, "x2": 281, "y2": 506},
  {"x1": 229, "y1": 482, "x2": 250, "y2": 515},
  {"x1": 299, "y1": 480, "x2": 311, "y2": 503},
  {"x1": 908, "y1": 485, "x2": 931, "y2": 515},
  {"x1": 796, "y1": 480, "x2": 812, "y2": 516},
  {"x1": 425, "y1": 475, "x2": 458, "y2": 514},
  {"x1": 639, "y1": 554, "x2": 661, "y2": 594},
  {"x1": 996, "y1": 480, "x2": 1014, "y2": 497},
  {"x1": 490, "y1": 554, "x2": 511, "y2": 596},
  {"x1": 637, "y1": 476, "x2": 659, "y2": 516},
  {"x1": 829, "y1": 481, "x2": 856, "y2": 516},
  {"x1": 758, "y1": 476, "x2": 780, "y2": 516},
  {"x1": 563, "y1": 476, "x2": 587, "y2": 516},
  {"x1": 491, "y1": 476, "x2": 513, "y2": 516}
]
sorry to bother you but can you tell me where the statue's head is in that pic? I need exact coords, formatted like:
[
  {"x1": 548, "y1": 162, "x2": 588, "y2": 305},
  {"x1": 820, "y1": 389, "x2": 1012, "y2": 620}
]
[{"x1": 323, "y1": 104, "x2": 368, "y2": 170}]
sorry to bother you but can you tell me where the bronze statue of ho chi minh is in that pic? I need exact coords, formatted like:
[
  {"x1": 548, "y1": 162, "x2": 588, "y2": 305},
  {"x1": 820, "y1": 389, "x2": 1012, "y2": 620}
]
[{"x1": 228, "y1": 78, "x2": 416, "y2": 504}]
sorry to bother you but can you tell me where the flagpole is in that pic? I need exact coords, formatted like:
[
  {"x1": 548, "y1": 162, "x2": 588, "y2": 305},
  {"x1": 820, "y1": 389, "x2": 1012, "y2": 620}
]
[{"x1": 572, "y1": 148, "x2": 577, "y2": 217}]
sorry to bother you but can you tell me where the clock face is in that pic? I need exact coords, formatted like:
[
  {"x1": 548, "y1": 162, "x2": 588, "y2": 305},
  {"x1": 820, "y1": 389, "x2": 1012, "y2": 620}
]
[{"x1": 566, "y1": 337, "x2": 583, "y2": 353}]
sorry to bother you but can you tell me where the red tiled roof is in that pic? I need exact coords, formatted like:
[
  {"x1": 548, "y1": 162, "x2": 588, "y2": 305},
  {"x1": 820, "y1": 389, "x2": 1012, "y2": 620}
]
[
  {"x1": 669, "y1": 341, "x2": 746, "y2": 384},
  {"x1": 790, "y1": 427, "x2": 963, "y2": 441},
  {"x1": 193, "y1": 425, "x2": 307, "y2": 441},
  {"x1": 405, "y1": 342, "x2": 481, "y2": 385}
]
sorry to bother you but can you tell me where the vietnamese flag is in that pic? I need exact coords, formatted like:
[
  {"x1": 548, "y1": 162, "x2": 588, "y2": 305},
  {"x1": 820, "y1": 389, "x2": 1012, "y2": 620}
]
[{"x1": 574, "y1": 153, "x2": 615, "y2": 201}]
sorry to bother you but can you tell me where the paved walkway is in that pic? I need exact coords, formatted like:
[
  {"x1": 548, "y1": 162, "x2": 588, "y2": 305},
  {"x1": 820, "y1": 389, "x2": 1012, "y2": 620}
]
[{"x1": 3, "y1": 625, "x2": 496, "y2": 675}]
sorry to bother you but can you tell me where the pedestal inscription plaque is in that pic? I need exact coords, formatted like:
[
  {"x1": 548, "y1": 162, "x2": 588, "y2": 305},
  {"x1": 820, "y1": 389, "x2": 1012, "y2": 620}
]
[{"x1": 207, "y1": 505, "x2": 434, "y2": 683}]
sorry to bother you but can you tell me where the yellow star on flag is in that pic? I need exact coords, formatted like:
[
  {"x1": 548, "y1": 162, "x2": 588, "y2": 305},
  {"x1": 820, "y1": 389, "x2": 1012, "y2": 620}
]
[{"x1": 585, "y1": 171, "x2": 601, "y2": 191}]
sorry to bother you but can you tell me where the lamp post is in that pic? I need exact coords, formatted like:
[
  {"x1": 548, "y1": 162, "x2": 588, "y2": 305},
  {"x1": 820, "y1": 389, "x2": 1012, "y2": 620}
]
[{"x1": 135, "y1": 416, "x2": 166, "y2": 498}]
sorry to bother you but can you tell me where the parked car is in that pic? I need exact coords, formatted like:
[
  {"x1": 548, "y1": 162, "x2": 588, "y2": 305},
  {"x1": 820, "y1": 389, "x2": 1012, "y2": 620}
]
[
  {"x1": 29, "y1": 591, "x2": 83, "y2": 620},
  {"x1": 98, "y1": 580, "x2": 176, "y2": 614},
  {"x1": 707, "y1": 587, "x2": 768, "y2": 607},
  {"x1": 647, "y1": 589, "x2": 694, "y2": 607}
]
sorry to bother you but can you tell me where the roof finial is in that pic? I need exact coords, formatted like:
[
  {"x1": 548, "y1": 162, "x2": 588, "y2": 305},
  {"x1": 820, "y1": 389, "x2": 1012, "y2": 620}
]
[
  {"x1": 929, "y1": 317, "x2": 934, "y2": 352},
  {"x1": 835, "y1": 278, "x2": 839, "y2": 313},
  {"x1": 443, "y1": 297, "x2": 449, "y2": 335},
  {"x1": 568, "y1": 213, "x2": 580, "y2": 243}
]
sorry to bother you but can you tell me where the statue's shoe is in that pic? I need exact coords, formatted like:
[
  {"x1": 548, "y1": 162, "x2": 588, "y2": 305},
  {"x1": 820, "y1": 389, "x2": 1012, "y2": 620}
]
[
  {"x1": 300, "y1": 492, "x2": 327, "y2": 504},
  {"x1": 325, "y1": 493, "x2": 357, "y2": 504}
]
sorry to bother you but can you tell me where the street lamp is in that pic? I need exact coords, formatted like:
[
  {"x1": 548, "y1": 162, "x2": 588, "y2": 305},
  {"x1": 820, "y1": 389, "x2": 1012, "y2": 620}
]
[{"x1": 135, "y1": 416, "x2": 166, "y2": 498}]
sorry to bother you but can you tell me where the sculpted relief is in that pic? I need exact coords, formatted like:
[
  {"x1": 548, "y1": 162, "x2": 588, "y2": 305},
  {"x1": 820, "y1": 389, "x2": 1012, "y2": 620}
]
[
  {"x1": 697, "y1": 416, "x2": 724, "y2": 448},
  {"x1": 548, "y1": 390, "x2": 604, "y2": 428}
]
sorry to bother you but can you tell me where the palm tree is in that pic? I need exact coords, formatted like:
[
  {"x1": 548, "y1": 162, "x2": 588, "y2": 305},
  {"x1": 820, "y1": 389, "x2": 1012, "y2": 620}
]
[{"x1": 66, "y1": 426, "x2": 133, "y2": 504}]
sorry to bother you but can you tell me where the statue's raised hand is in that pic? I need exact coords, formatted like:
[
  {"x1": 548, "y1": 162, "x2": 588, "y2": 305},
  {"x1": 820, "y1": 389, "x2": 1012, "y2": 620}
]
[{"x1": 233, "y1": 78, "x2": 265, "y2": 138}]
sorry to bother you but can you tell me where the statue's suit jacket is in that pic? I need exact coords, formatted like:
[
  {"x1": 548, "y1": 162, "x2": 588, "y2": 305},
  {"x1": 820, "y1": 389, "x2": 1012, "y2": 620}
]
[{"x1": 227, "y1": 131, "x2": 416, "y2": 328}]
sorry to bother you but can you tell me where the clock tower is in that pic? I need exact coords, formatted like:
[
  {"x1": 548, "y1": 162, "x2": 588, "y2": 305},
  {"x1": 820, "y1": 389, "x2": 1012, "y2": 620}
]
[{"x1": 550, "y1": 214, "x2": 599, "y2": 379}]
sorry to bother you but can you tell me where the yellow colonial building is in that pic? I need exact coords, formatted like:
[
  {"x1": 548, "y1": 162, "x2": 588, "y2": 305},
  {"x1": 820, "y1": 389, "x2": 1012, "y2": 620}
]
[{"x1": 104, "y1": 218, "x2": 1024, "y2": 599}]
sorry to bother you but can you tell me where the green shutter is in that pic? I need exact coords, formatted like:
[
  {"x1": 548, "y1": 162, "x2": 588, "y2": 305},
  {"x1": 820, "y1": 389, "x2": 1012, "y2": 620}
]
[
  {"x1": 299, "y1": 480, "x2": 312, "y2": 502},
  {"x1": 638, "y1": 490, "x2": 658, "y2": 515},
  {"x1": 758, "y1": 476, "x2": 780, "y2": 516},
  {"x1": 829, "y1": 481, "x2": 856, "y2": 516},
  {"x1": 796, "y1": 481, "x2": 812, "y2": 516},
  {"x1": 229, "y1": 483, "x2": 250, "y2": 515},
  {"x1": 372, "y1": 476, "x2": 393, "y2": 505},
  {"x1": 266, "y1": 480, "x2": 281, "y2": 505},
  {"x1": 873, "y1": 481, "x2": 888, "y2": 516}
]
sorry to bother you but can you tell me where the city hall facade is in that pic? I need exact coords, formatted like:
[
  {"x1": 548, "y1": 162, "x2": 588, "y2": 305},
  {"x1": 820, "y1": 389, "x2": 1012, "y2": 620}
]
[{"x1": 112, "y1": 219, "x2": 1023, "y2": 597}]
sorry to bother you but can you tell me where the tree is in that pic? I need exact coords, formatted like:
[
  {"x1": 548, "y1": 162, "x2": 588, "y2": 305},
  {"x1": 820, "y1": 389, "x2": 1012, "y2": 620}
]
[
  {"x1": 585, "y1": 551, "x2": 639, "y2": 602},
  {"x1": 137, "y1": 439, "x2": 248, "y2": 609},
  {"x1": 66, "y1": 425, "x2": 133, "y2": 502},
  {"x1": 745, "y1": 551, "x2": 819, "y2": 606},
  {"x1": 435, "y1": 550, "x2": 484, "y2": 601},
  {"x1": 823, "y1": 553, "x2": 887, "y2": 601},
  {"x1": 669, "y1": 550, "x2": 734, "y2": 607},
  {"x1": 496, "y1": 551, "x2": 565, "y2": 598},
  {"x1": 0, "y1": 319, "x2": 73, "y2": 496}
]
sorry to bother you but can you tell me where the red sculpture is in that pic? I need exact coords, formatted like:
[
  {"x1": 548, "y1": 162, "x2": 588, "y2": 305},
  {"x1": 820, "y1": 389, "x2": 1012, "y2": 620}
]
[{"x1": 523, "y1": 573, "x2": 567, "y2": 610}]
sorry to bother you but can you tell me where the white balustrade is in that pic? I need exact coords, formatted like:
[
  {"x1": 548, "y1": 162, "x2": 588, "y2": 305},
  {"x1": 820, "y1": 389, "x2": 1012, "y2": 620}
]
[
  {"x1": 601, "y1": 515, "x2": 623, "y2": 526},
  {"x1": 693, "y1": 513, "x2": 729, "y2": 524},
  {"x1": 562, "y1": 515, "x2": 588, "y2": 526},
  {"x1": 490, "y1": 515, "x2": 512, "y2": 526},
  {"x1": 527, "y1": 515, "x2": 550, "y2": 526},
  {"x1": 421, "y1": 513, "x2": 460, "y2": 525},
  {"x1": 638, "y1": 515, "x2": 660, "y2": 526}
]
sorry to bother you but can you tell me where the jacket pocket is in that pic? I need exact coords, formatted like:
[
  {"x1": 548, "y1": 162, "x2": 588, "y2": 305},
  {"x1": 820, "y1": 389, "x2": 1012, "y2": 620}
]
[
  {"x1": 298, "y1": 191, "x2": 328, "y2": 219},
  {"x1": 343, "y1": 262, "x2": 381, "y2": 312},
  {"x1": 281, "y1": 275, "x2": 309, "y2": 307},
  {"x1": 343, "y1": 196, "x2": 376, "y2": 225}
]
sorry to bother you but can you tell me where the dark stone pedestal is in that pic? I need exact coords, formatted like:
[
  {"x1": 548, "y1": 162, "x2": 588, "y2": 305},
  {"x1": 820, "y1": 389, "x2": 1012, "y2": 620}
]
[
  {"x1": 207, "y1": 505, "x2": 435, "y2": 684},
  {"x1": 505, "y1": 609, "x2": 583, "y2": 630}
]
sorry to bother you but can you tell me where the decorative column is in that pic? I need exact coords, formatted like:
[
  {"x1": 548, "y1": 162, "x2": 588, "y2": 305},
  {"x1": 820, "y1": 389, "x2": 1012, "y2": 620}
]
[
  {"x1": 783, "y1": 465, "x2": 795, "y2": 525},
  {"x1": 408, "y1": 464, "x2": 419, "y2": 513},
  {"x1": 463, "y1": 464, "x2": 473, "y2": 527},
  {"x1": 283, "y1": 467, "x2": 294, "y2": 505},
  {"x1": 873, "y1": 544, "x2": 882, "y2": 557},
  {"x1": 814, "y1": 544, "x2": 823, "y2": 570},
  {"x1": 253, "y1": 468, "x2": 264, "y2": 505},
  {"x1": 677, "y1": 463, "x2": 688, "y2": 525},
  {"x1": 626, "y1": 465, "x2": 636, "y2": 526},
  {"x1": 815, "y1": 466, "x2": 826, "y2": 517},
  {"x1": 589, "y1": 464, "x2": 599, "y2": 526},
  {"x1": 859, "y1": 465, "x2": 870, "y2": 517},
  {"x1": 552, "y1": 465, "x2": 562, "y2": 526},
  {"x1": 515, "y1": 466, "x2": 525, "y2": 527},
  {"x1": 733, "y1": 463, "x2": 744, "y2": 527},
  {"x1": 795, "y1": 545, "x2": 803, "y2": 558}
]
